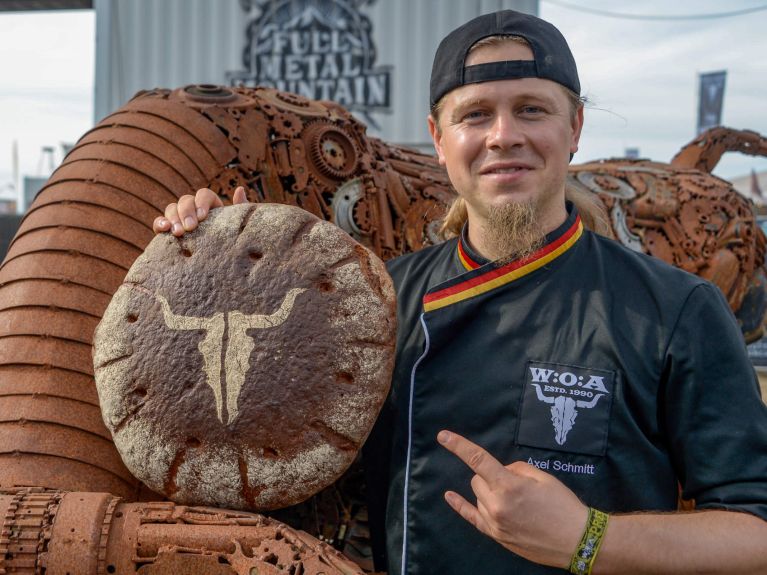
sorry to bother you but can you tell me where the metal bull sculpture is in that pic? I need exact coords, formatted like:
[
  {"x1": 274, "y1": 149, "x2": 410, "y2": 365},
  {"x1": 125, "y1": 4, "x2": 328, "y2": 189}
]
[
  {"x1": 568, "y1": 127, "x2": 767, "y2": 342},
  {"x1": 0, "y1": 83, "x2": 764, "y2": 572}
]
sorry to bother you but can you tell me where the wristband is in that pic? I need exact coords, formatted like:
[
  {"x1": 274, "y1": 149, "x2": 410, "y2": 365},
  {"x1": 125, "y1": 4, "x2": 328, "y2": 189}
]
[{"x1": 569, "y1": 507, "x2": 609, "y2": 575}]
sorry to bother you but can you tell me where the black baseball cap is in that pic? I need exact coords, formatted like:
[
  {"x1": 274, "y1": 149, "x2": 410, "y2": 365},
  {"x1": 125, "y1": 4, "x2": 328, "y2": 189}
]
[{"x1": 430, "y1": 10, "x2": 580, "y2": 107}]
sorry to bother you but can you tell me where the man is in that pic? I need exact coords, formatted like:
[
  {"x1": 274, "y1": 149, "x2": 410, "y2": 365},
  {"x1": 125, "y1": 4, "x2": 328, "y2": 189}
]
[{"x1": 156, "y1": 10, "x2": 767, "y2": 574}]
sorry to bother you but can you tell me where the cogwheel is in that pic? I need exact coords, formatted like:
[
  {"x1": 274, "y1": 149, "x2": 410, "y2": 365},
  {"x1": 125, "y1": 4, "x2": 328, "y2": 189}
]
[
  {"x1": 273, "y1": 111, "x2": 303, "y2": 138},
  {"x1": 331, "y1": 179, "x2": 364, "y2": 238},
  {"x1": 258, "y1": 101, "x2": 278, "y2": 118},
  {"x1": 303, "y1": 121, "x2": 359, "y2": 180}
]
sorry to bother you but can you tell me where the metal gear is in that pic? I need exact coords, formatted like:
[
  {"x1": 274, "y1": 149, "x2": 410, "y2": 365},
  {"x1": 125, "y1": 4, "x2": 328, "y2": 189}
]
[
  {"x1": 303, "y1": 121, "x2": 359, "y2": 181},
  {"x1": 272, "y1": 110, "x2": 303, "y2": 138}
]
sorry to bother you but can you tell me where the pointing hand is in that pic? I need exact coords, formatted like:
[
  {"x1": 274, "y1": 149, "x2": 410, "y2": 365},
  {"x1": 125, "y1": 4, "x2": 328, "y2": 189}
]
[{"x1": 437, "y1": 429, "x2": 588, "y2": 569}]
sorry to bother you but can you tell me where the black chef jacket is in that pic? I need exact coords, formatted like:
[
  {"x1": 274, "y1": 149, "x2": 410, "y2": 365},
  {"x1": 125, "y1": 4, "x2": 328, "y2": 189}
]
[{"x1": 363, "y1": 203, "x2": 767, "y2": 575}]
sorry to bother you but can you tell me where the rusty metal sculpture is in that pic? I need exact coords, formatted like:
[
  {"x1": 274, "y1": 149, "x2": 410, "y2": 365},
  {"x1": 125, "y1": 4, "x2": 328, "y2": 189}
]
[
  {"x1": 569, "y1": 127, "x2": 767, "y2": 341},
  {"x1": 670, "y1": 127, "x2": 767, "y2": 174},
  {"x1": 0, "y1": 84, "x2": 764, "y2": 573},
  {"x1": 0, "y1": 487, "x2": 365, "y2": 574},
  {"x1": 0, "y1": 84, "x2": 453, "y2": 503}
]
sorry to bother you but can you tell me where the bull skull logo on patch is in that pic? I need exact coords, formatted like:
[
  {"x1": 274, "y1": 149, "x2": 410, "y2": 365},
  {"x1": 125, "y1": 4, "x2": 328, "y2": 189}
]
[{"x1": 528, "y1": 367, "x2": 609, "y2": 445}]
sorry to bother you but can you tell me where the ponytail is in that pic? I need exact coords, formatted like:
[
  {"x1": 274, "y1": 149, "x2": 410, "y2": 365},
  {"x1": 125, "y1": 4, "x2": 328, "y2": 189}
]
[{"x1": 439, "y1": 197, "x2": 468, "y2": 238}]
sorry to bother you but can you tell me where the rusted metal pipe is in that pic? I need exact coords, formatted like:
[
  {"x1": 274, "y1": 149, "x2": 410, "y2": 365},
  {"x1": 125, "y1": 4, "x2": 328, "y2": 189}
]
[{"x1": 0, "y1": 487, "x2": 365, "y2": 574}]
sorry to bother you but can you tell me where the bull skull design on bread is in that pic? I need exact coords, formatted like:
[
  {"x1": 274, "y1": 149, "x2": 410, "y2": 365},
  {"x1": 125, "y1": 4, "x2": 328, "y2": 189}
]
[{"x1": 155, "y1": 289, "x2": 306, "y2": 425}]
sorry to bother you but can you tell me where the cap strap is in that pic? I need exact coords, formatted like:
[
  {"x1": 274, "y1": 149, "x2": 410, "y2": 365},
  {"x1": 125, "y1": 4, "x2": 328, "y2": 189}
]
[{"x1": 463, "y1": 60, "x2": 539, "y2": 85}]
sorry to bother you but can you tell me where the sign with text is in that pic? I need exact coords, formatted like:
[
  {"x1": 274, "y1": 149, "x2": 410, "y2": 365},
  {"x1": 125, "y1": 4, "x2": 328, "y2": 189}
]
[{"x1": 227, "y1": 0, "x2": 392, "y2": 120}]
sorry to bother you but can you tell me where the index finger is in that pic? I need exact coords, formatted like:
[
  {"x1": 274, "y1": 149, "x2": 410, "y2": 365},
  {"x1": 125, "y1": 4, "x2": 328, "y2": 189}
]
[
  {"x1": 437, "y1": 430, "x2": 506, "y2": 482},
  {"x1": 193, "y1": 187, "x2": 224, "y2": 219}
]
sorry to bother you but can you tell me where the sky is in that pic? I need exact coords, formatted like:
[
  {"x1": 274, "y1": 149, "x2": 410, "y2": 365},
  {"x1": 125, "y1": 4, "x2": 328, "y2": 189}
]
[
  {"x1": 0, "y1": 10, "x2": 94, "y2": 200},
  {"x1": 539, "y1": 0, "x2": 767, "y2": 180},
  {"x1": 0, "y1": 1, "x2": 766, "y2": 205}
]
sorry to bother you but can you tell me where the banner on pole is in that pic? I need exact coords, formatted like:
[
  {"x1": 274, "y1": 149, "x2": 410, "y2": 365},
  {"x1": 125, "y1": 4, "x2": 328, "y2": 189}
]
[{"x1": 697, "y1": 70, "x2": 727, "y2": 134}]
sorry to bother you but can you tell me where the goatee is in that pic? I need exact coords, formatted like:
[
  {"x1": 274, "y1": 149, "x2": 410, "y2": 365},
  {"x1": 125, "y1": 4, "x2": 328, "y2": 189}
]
[{"x1": 482, "y1": 201, "x2": 545, "y2": 263}]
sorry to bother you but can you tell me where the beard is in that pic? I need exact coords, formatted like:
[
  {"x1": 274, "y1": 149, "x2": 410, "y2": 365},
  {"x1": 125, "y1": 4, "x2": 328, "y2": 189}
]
[{"x1": 482, "y1": 201, "x2": 545, "y2": 263}]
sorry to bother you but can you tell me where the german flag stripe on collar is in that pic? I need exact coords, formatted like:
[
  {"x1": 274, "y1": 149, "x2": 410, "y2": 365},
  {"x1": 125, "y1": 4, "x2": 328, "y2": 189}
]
[
  {"x1": 424, "y1": 216, "x2": 583, "y2": 312},
  {"x1": 457, "y1": 239, "x2": 481, "y2": 271}
]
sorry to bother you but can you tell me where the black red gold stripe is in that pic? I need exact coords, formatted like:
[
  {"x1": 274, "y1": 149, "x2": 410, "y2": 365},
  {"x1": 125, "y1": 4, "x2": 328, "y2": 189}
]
[
  {"x1": 457, "y1": 239, "x2": 481, "y2": 270},
  {"x1": 424, "y1": 217, "x2": 583, "y2": 312}
]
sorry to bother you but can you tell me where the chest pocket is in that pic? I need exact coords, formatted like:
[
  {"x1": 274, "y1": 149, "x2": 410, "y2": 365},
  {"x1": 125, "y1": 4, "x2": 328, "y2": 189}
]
[{"x1": 516, "y1": 361, "x2": 615, "y2": 456}]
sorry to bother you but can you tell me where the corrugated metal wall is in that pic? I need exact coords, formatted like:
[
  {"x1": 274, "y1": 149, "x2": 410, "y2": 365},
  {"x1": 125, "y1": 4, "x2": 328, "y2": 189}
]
[
  {"x1": 94, "y1": 0, "x2": 537, "y2": 149},
  {"x1": 94, "y1": 0, "x2": 245, "y2": 117},
  {"x1": 364, "y1": 0, "x2": 536, "y2": 147}
]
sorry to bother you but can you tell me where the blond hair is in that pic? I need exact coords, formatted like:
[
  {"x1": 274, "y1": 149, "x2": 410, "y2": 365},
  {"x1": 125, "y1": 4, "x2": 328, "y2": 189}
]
[
  {"x1": 439, "y1": 189, "x2": 615, "y2": 240},
  {"x1": 439, "y1": 197, "x2": 469, "y2": 238}
]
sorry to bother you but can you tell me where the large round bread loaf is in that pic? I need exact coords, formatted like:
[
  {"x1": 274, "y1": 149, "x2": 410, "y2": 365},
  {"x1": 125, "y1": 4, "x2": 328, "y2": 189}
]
[{"x1": 93, "y1": 203, "x2": 396, "y2": 510}]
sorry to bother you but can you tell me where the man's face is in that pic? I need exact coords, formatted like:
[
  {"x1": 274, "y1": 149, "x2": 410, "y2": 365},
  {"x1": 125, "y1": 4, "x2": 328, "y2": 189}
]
[{"x1": 428, "y1": 41, "x2": 584, "y2": 231}]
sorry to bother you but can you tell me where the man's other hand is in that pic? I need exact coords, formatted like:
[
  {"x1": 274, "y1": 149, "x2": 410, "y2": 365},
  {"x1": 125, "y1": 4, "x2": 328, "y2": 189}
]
[
  {"x1": 437, "y1": 429, "x2": 588, "y2": 570},
  {"x1": 153, "y1": 186, "x2": 248, "y2": 236}
]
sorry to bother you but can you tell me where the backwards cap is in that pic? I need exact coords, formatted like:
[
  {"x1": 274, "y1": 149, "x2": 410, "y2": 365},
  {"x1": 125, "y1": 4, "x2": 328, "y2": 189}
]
[{"x1": 430, "y1": 10, "x2": 580, "y2": 107}]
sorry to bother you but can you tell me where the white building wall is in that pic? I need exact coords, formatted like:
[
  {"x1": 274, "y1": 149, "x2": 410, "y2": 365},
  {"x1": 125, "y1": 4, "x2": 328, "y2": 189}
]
[{"x1": 94, "y1": 0, "x2": 537, "y2": 148}]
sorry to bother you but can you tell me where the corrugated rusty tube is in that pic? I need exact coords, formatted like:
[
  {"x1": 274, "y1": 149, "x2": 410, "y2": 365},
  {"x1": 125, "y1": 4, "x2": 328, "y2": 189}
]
[{"x1": 0, "y1": 89, "x2": 237, "y2": 498}]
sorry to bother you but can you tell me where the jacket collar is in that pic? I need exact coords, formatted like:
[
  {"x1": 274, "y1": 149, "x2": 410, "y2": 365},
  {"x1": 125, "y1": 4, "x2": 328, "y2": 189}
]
[
  {"x1": 457, "y1": 223, "x2": 486, "y2": 270},
  {"x1": 427, "y1": 203, "x2": 583, "y2": 312}
]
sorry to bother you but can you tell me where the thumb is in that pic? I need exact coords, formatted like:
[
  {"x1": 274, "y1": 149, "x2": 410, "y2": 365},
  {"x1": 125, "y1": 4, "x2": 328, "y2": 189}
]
[{"x1": 233, "y1": 186, "x2": 249, "y2": 204}]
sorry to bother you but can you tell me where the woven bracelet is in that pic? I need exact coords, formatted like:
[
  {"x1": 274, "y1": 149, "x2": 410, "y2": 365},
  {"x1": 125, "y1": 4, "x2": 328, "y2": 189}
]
[{"x1": 569, "y1": 507, "x2": 609, "y2": 575}]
